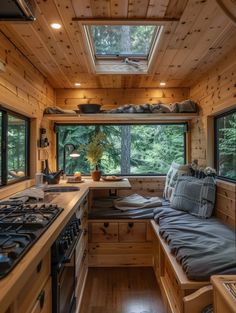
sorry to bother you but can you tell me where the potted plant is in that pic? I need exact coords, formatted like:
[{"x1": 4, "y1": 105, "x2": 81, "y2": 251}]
[{"x1": 86, "y1": 132, "x2": 106, "y2": 181}]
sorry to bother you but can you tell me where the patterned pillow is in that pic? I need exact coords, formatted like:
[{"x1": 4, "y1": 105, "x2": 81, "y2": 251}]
[
  {"x1": 170, "y1": 176, "x2": 216, "y2": 218},
  {"x1": 163, "y1": 162, "x2": 190, "y2": 200}
]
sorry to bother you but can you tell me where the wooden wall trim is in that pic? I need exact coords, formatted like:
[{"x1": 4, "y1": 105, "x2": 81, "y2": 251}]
[{"x1": 55, "y1": 87, "x2": 190, "y2": 111}]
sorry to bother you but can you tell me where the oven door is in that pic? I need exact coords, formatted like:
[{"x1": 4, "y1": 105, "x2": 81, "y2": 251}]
[{"x1": 53, "y1": 253, "x2": 76, "y2": 313}]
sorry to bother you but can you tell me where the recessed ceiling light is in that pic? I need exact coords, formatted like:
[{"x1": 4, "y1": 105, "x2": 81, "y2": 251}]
[
  {"x1": 75, "y1": 83, "x2": 81, "y2": 86},
  {"x1": 160, "y1": 82, "x2": 166, "y2": 86},
  {"x1": 51, "y1": 23, "x2": 62, "y2": 30}
]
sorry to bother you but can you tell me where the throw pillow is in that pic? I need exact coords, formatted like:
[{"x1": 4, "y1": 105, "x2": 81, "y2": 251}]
[
  {"x1": 163, "y1": 162, "x2": 190, "y2": 200},
  {"x1": 170, "y1": 175, "x2": 216, "y2": 218}
]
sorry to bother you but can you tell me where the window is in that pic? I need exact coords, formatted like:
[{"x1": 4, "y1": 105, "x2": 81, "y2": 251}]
[
  {"x1": 83, "y1": 23, "x2": 163, "y2": 74},
  {"x1": 56, "y1": 124, "x2": 186, "y2": 176},
  {"x1": 215, "y1": 109, "x2": 236, "y2": 181},
  {"x1": 89, "y1": 25, "x2": 158, "y2": 59},
  {"x1": 0, "y1": 108, "x2": 29, "y2": 186}
]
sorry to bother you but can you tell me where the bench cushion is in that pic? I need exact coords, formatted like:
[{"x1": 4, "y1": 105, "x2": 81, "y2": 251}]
[{"x1": 154, "y1": 207, "x2": 236, "y2": 280}]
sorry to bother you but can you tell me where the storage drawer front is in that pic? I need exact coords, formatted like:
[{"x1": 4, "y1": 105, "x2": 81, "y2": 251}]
[
  {"x1": 89, "y1": 222, "x2": 118, "y2": 243},
  {"x1": 17, "y1": 252, "x2": 51, "y2": 313},
  {"x1": 30, "y1": 278, "x2": 52, "y2": 313},
  {"x1": 119, "y1": 222, "x2": 146, "y2": 242}
]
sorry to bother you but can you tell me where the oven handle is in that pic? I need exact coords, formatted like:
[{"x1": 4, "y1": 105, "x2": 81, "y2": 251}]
[{"x1": 63, "y1": 231, "x2": 82, "y2": 263}]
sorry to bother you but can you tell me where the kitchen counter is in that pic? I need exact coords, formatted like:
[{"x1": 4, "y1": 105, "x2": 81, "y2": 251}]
[{"x1": 0, "y1": 178, "x2": 131, "y2": 313}]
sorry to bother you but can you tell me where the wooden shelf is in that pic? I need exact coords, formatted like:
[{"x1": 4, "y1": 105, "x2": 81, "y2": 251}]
[{"x1": 43, "y1": 113, "x2": 198, "y2": 123}]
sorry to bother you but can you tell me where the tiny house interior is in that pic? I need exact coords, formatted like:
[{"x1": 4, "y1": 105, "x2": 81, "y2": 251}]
[{"x1": 0, "y1": 0, "x2": 235, "y2": 313}]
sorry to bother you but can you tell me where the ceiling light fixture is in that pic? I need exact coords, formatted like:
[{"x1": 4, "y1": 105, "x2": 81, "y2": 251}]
[
  {"x1": 51, "y1": 23, "x2": 62, "y2": 30},
  {"x1": 160, "y1": 82, "x2": 166, "y2": 86},
  {"x1": 75, "y1": 83, "x2": 81, "y2": 86}
]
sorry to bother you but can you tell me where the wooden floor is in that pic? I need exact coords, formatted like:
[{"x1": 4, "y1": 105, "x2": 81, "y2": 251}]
[{"x1": 79, "y1": 267, "x2": 165, "y2": 313}]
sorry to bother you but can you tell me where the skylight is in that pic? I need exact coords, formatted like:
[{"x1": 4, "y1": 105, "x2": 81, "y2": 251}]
[{"x1": 89, "y1": 25, "x2": 159, "y2": 59}]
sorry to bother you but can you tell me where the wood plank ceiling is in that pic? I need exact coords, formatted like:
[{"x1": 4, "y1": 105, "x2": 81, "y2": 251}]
[{"x1": 0, "y1": 0, "x2": 235, "y2": 89}]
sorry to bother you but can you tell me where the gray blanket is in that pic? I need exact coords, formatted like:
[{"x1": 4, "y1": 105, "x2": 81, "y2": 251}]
[
  {"x1": 154, "y1": 207, "x2": 236, "y2": 281},
  {"x1": 89, "y1": 197, "x2": 168, "y2": 219}
]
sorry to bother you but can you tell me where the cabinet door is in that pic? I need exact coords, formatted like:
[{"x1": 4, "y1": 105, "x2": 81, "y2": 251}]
[
  {"x1": 89, "y1": 222, "x2": 118, "y2": 242},
  {"x1": 119, "y1": 222, "x2": 147, "y2": 242},
  {"x1": 30, "y1": 278, "x2": 52, "y2": 313},
  {"x1": 17, "y1": 252, "x2": 51, "y2": 313}
]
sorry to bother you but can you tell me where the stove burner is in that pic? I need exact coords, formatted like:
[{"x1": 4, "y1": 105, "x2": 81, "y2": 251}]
[
  {"x1": 0, "y1": 202, "x2": 63, "y2": 279},
  {"x1": 2, "y1": 241, "x2": 18, "y2": 250}
]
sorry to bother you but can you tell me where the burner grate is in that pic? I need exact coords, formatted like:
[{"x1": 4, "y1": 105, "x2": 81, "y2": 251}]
[{"x1": 0, "y1": 202, "x2": 63, "y2": 279}]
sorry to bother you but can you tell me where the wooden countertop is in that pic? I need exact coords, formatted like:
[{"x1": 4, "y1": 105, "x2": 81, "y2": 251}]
[{"x1": 0, "y1": 178, "x2": 131, "y2": 313}]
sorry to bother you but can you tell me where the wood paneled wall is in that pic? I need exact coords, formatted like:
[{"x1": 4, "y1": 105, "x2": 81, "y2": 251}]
[
  {"x1": 190, "y1": 47, "x2": 236, "y2": 166},
  {"x1": 0, "y1": 31, "x2": 55, "y2": 175},
  {"x1": 56, "y1": 87, "x2": 190, "y2": 111},
  {"x1": 190, "y1": 47, "x2": 236, "y2": 228}
]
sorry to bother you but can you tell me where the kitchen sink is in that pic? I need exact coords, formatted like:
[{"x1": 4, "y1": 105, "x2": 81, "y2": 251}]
[{"x1": 43, "y1": 186, "x2": 80, "y2": 193}]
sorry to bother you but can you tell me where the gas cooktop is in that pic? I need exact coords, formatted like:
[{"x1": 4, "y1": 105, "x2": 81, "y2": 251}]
[{"x1": 0, "y1": 201, "x2": 63, "y2": 279}]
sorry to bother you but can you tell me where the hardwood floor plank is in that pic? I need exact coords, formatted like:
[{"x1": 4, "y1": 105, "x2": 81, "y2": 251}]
[{"x1": 79, "y1": 267, "x2": 165, "y2": 313}]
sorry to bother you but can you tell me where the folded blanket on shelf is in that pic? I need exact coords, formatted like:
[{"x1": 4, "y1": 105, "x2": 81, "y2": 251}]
[{"x1": 114, "y1": 193, "x2": 162, "y2": 211}]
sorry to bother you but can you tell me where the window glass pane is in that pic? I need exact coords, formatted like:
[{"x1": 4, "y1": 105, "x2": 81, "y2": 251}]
[
  {"x1": 216, "y1": 111, "x2": 236, "y2": 180},
  {"x1": 57, "y1": 124, "x2": 186, "y2": 175},
  {"x1": 7, "y1": 115, "x2": 27, "y2": 182},
  {"x1": 90, "y1": 25, "x2": 157, "y2": 57},
  {"x1": 130, "y1": 124, "x2": 185, "y2": 175}
]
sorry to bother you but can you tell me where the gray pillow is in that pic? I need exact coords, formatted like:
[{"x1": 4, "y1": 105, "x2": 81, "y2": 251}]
[
  {"x1": 170, "y1": 176, "x2": 216, "y2": 218},
  {"x1": 163, "y1": 162, "x2": 190, "y2": 200}
]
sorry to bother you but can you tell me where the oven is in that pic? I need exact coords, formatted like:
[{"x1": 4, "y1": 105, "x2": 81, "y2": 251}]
[{"x1": 51, "y1": 214, "x2": 82, "y2": 313}]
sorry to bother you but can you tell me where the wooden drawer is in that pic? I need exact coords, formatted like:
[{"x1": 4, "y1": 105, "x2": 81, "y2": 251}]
[
  {"x1": 119, "y1": 222, "x2": 146, "y2": 242},
  {"x1": 89, "y1": 222, "x2": 118, "y2": 243},
  {"x1": 17, "y1": 252, "x2": 51, "y2": 313},
  {"x1": 30, "y1": 278, "x2": 52, "y2": 313}
]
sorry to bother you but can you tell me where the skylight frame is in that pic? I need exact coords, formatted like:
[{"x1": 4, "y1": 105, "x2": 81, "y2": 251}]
[
  {"x1": 86, "y1": 24, "x2": 161, "y2": 61},
  {"x1": 80, "y1": 20, "x2": 164, "y2": 74}
]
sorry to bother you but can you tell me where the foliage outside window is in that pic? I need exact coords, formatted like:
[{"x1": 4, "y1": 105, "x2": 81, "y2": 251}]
[
  {"x1": 57, "y1": 124, "x2": 186, "y2": 176},
  {"x1": 0, "y1": 108, "x2": 29, "y2": 186},
  {"x1": 215, "y1": 110, "x2": 236, "y2": 181},
  {"x1": 89, "y1": 25, "x2": 159, "y2": 58}
]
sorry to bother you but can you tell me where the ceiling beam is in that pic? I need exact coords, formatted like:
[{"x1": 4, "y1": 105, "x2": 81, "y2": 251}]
[{"x1": 72, "y1": 18, "x2": 180, "y2": 24}]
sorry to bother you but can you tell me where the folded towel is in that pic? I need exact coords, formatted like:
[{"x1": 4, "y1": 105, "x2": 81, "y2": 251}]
[
  {"x1": 113, "y1": 194, "x2": 162, "y2": 211},
  {"x1": 11, "y1": 187, "x2": 45, "y2": 200}
]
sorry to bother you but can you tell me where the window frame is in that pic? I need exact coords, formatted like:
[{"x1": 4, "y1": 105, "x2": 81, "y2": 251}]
[
  {"x1": 86, "y1": 25, "x2": 161, "y2": 60},
  {"x1": 55, "y1": 122, "x2": 187, "y2": 176},
  {"x1": 0, "y1": 106, "x2": 30, "y2": 187},
  {"x1": 214, "y1": 108, "x2": 236, "y2": 182}
]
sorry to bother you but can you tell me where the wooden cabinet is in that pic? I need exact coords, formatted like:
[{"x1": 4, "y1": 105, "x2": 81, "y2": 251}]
[
  {"x1": 88, "y1": 220, "x2": 153, "y2": 267},
  {"x1": 75, "y1": 195, "x2": 89, "y2": 312},
  {"x1": 16, "y1": 252, "x2": 51, "y2": 313},
  {"x1": 211, "y1": 276, "x2": 236, "y2": 313},
  {"x1": 119, "y1": 222, "x2": 146, "y2": 242},
  {"x1": 29, "y1": 278, "x2": 52, "y2": 313},
  {"x1": 89, "y1": 222, "x2": 118, "y2": 243}
]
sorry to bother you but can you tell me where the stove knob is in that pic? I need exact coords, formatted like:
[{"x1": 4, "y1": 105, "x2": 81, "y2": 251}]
[
  {"x1": 66, "y1": 234, "x2": 72, "y2": 245},
  {"x1": 72, "y1": 226, "x2": 77, "y2": 236},
  {"x1": 59, "y1": 240, "x2": 68, "y2": 254}
]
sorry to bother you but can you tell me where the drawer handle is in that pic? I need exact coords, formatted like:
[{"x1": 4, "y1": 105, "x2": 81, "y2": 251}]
[
  {"x1": 128, "y1": 222, "x2": 134, "y2": 228},
  {"x1": 37, "y1": 260, "x2": 42, "y2": 273},
  {"x1": 104, "y1": 222, "x2": 109, "y2": 228},
  {"x1": 83, "y1": 249, "x2": 87, "y2": 260},
  {"x1": 38, "y1": 290, "x2": 45, "y2": 309},
  {"x1": 101, "y1": 227, "x2": 107, "y2": 235},
  {"x1": 84, "y1": 229, "x2": 88, "y2": 236}
]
